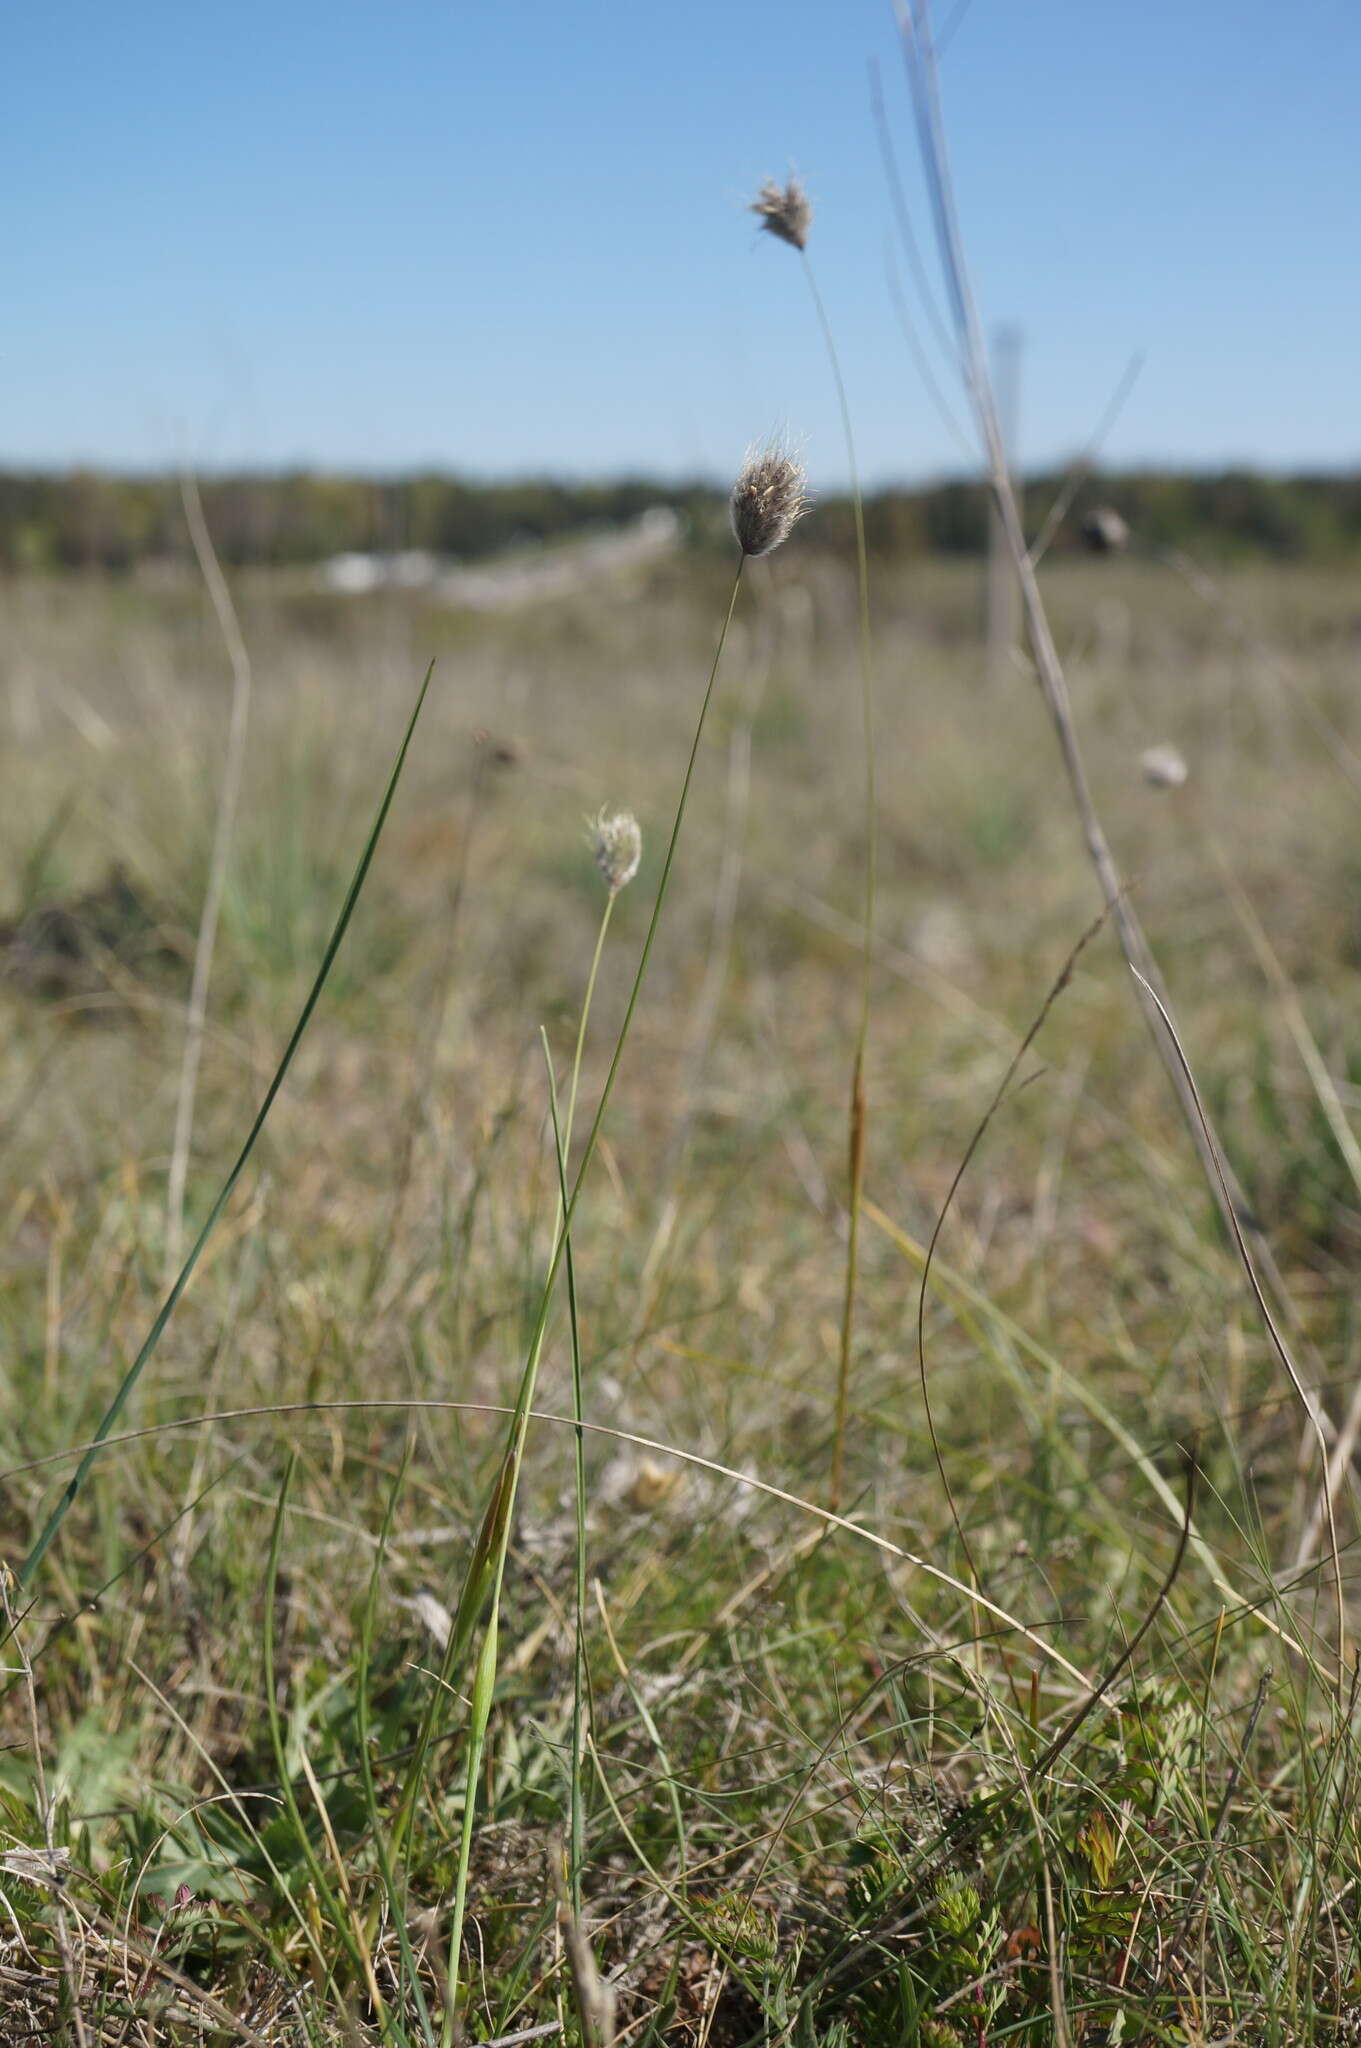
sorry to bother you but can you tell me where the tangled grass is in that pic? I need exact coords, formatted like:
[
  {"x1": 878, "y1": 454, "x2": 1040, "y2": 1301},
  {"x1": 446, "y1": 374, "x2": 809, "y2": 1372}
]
[{"x1": 1, "y1": 527, "x2": 1360, "y2": 2042}]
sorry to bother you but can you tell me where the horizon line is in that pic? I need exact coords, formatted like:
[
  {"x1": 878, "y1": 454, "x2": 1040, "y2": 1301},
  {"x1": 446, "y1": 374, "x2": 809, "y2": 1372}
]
[{"x1": 4, "y1": 455, "x2": 1361, "y2": 492}]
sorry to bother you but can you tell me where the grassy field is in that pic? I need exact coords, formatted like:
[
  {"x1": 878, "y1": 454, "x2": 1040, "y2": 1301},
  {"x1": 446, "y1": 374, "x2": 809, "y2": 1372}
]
[{"x1": 3, "y1": 538, "x2": 1361, "y2": 2043}]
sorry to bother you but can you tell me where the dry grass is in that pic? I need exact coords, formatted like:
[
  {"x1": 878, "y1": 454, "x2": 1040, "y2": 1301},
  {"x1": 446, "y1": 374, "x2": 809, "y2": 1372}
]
[{"x1": 2, "y1": 545, "x2": 1361, "y2": 2041}]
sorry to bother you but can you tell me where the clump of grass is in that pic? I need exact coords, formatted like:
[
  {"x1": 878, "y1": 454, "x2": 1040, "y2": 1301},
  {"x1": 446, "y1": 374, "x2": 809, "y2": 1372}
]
[{"x1": 5, "y1": 552, "x2": 1361, "y2": 2041}]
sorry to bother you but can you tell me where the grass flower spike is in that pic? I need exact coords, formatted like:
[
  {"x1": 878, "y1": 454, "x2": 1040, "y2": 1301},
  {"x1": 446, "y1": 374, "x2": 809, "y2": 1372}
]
[
  {"x1": 751, "y1": 176, "x2": 812, "y2": 250},
  {"x1": 589, "y1": 807, "x2": 642, "y2": 894},
  {"x1": 730, "y1": 444, "x2": 808, "y2": 559}
]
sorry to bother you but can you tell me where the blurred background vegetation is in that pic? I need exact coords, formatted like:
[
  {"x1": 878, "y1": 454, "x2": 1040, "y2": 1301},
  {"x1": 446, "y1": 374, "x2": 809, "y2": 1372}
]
[{"x1": 5, "y1": 462, "x2": 1361, "y2": 571}]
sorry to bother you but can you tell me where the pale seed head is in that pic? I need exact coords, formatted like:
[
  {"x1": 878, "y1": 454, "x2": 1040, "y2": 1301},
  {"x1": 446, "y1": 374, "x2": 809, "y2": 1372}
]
[
  {"x1": 730, "y1": 444, "x2": 809, "y2": 559},
  {"x1": 751, "y1": 177, "x2": 812, "y2": 252},
  {"x1": 1081, "y1": 506, "x2": 1130, "y2": 555},
  {"x1": 589, "y1": 807, "x2": 642, "y2": 894},
  {"x1": 1139, "y1": 743, "x2": 1189, "y2": 789}
]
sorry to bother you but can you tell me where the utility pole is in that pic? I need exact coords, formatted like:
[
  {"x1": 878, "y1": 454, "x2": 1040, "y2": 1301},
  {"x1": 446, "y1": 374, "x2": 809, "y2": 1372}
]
[{"x1": 986, "y1": 323, "x2": 1023, "y2": 687}]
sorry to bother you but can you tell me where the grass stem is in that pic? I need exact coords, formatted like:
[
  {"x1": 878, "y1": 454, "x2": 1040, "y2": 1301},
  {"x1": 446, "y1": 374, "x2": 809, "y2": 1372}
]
[
  {"x1": 797, "y1": 250, "x2": 877, "y2": 1514},
  {"x1": 165, "y1": 468, "x2": 253, "y2": 1276},
  {"x1": 427, "y1": 563, "x2": 747, "y2": 2011}
]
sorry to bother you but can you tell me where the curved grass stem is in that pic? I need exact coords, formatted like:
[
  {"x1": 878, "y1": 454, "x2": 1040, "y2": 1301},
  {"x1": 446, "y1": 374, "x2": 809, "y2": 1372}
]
[{"x1": 165, "y1": 469, "x2": 253, "y2": 1278}]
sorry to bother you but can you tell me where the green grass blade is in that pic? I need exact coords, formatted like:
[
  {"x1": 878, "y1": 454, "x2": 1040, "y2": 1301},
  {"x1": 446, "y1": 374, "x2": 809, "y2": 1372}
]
[{"x1": 18, "y1": 661, "x2": 437, "y2": 1590}]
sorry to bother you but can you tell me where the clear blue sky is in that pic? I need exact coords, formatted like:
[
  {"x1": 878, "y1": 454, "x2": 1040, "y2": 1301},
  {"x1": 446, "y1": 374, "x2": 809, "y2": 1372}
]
[{"x1": 7, "y1": 1, "x2": 1359, "y2": 486}]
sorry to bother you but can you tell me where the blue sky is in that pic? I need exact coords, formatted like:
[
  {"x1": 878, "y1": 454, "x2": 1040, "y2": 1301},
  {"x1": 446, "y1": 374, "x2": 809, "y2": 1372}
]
[{"x1": 7, "y1": 1, "x2": 1359, "y2": 486}]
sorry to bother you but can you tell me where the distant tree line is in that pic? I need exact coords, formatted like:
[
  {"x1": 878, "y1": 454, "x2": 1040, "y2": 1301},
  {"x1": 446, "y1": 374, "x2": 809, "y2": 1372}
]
[
  {"x1": 2, "y1": 465, "x2": 1360, "y2": 572},
  {"x1": 0, "y1": 472, "x2": 722, "y2": 572},
  {"x1": 817, "y1": 469, "x2": 1361, "y2": 562}
]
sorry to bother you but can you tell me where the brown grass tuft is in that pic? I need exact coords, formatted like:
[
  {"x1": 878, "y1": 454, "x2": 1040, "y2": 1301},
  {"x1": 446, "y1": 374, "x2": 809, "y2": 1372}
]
[{"x1": 751, "y1": 176, "x2": 812, "y2": 251}]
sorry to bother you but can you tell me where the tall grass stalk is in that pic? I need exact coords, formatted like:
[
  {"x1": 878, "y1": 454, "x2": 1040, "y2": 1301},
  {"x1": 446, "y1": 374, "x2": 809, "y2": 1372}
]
[
  {"x1": 557, "y1": 875, "x2": 621, "y2": 1910},
  {"x1": 16, "y1": 661, "x2": 436, "y2": 1593},
  {"x1": 914, "y1": 910, "x2": 1110, "y2": 1584},
  {"x1": 411, "y1": 565, "x2": 748, "y2": 2018},
  {"x1": 1132, "y1": 970, "x2": 1345, "y2": 1681},
  {"x1": 894, "y1": 0, "x2": 1344, "y2": 1672},
  {"x1": 547, "y1": 1056, "x2": 589, "y2": 1917},
  {"x1": 751, "y1": 179, "x2": 877, "y2": 1510},
  {"x1": 440, "y1": 943, "x2": 608, "y2": 2037},
  {"x1": 796, "y1": 249, "x2": 878, "y2": 1514},
  {"x1": 563, "y1": 891, "x2": 617, "y2": 1150},
  {"x1": 892, "y1": 3, "x2": 1299, "y2": 1293},
  {"x1": 165, "y1": 469, "x2": 254, "y2": 1276}
]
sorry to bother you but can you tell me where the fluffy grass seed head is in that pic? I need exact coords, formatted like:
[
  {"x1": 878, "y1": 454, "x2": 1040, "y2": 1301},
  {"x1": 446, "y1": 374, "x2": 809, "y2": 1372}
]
[
  {"x1": 730, "y1": 444, "x2": 809, "y2": 559},
  {"x1": 589, "y1": 807, "x2": 642, "y2": 894},
  {"x1": 751, "y1": 177, "x2": 812, "y2": 251}
]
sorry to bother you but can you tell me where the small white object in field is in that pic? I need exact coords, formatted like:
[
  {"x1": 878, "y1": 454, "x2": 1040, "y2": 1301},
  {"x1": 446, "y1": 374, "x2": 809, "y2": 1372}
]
[
  {"x1": 1140, "y1": 743, "x2": 1189, "y2": 789},
  {"x1": 599, "y1": 1452, "x2": 684, "y2": 1513},
  {"x1": 909, "y1": 901, "x2": 977, "y2": 977}
]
